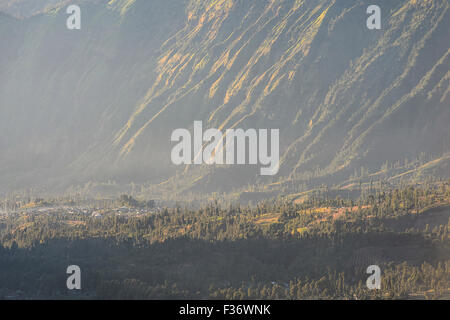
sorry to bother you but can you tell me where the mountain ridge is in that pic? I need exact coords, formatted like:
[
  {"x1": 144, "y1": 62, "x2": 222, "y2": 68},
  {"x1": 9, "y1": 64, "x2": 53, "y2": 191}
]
[{"x1": 0, "y1": 0, "x2": 448, "y2": 199}]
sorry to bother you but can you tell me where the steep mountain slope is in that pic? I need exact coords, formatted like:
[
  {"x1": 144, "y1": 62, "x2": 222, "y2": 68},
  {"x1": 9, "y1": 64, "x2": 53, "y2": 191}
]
[
  {"x1": 0, "y1": 0, "x2": 448, "y2": 198},
  {"x1": 0, "y1": 0, "x2": 187, "y2": 191}
]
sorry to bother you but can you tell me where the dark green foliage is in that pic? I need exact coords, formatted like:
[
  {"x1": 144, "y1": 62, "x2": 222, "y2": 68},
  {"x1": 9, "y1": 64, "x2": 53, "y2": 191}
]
[{"x1": 0, "y1": 182, "x2": 449, "y2": 299}]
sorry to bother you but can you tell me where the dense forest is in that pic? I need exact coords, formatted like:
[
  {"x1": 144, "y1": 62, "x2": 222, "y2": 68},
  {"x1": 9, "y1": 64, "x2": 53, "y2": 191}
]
[{"x1": 0, "y1": 181, "x2": 449, "y2": 299}]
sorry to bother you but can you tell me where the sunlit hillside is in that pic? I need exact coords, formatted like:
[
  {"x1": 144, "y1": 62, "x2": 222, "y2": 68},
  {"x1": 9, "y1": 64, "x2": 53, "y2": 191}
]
[{"x1": 0, "y1": 0, "x2": 448, "y2": 200}]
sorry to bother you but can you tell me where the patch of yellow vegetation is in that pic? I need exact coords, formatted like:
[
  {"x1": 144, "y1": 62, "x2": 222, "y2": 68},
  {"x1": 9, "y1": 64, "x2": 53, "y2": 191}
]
[
  {"x1": 264, "y1": 73, "x2": 285, "y2": 96},
  {"x1": 64, "y1": 221, "x2": 86, "y2": 227},
  {"x1": 292, "y1": 0, "x2": 304, "y2": 12},
  {"x1": 296, "y1": 227, "x2": 308, "y2": 234},
  {"x1": 211, "y1": 51, "x2": 230, "y2": 75},
  {"x1": 225, "y1": 69, "x2": 251, "y2": 104},
  {"x1": 191, "y1": 175, "x2": 204, "y2": 184},
  {"x1": 314, "y1": 5, "x2": 329, "y2": 26},
  {"x1": 209, "y1": 74, "x2": 224, "y2": 98},
  {"x1": 20, "y1": 202, "x2": 41, "y2": 209},
  {"x1": 304, "y1": 5, "x2": 330, "y2": 56},
  {"x1": 169, "y1": 54, "x2": 195, "y2": 86},
  {"x1": 255, "y1": 213, "x2": 281, "y2": 226},
  {"x1": 226, "y1": 49, "x2": 242, "y2": 70},
  {"x1": 194, "y1": 55, "x2": 209, "y2": 72},
  {"x1": 158, "y1": 50, "x2": 174, "y2": 69},
  {"x1": 293, "y1": 195, "x2": 308, "y2": 204},
  {"x1": 288, "y1": 70, "x2": 296, "y2": 81},
  {"x1": 392, "y1": 2, "x2": 410, "y2": 17},
  {"x1": 13, "y1": 222, "x2": 34, "y2": 233},
  {"x1": 108, "y1": 0, "x2": 136, "y2": 16},
  {"x1": 314, "y1": 207, "x2": 332, "y2": 214}
]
